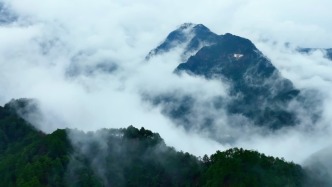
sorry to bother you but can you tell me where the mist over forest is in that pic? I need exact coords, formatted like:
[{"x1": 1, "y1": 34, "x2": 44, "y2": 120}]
[{"x1": 0, "y1": 0, "x2": 332, "y2": 186}]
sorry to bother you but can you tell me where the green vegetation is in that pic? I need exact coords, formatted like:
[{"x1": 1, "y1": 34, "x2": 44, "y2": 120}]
[
  {"x1": 0, "y1": 99, "x2": 308, "y2": 186},
  {"x1": 201, "y1": 148, "x2": 304, "y2": 187},
  {"x1": 0, "y1": 102, "x2": 71, "y2": 187}
]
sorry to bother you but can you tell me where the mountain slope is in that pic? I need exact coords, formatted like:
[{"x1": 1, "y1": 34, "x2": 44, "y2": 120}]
[
  {"x1": 147, "y1": 24, "x2": 302, "y2": 130},
  {"x1": 0, "y1": 99, "x2": 72, "y2": 186},
  {"x1": 175, "y1": 32, "x2": 299, "y2": 129}
]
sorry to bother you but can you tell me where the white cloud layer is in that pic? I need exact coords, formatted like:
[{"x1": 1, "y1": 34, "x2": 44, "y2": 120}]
[{"x1": 0, "y1": 0, "x2": 332, "y2": 164}]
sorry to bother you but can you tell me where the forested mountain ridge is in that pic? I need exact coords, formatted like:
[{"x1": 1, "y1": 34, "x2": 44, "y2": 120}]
[
  {"x1": 0, "y1": 99, "x2": 71, "y2": 186},
  {"x1": 0, "y1": 99, "x2": 308, "y2": 186}
]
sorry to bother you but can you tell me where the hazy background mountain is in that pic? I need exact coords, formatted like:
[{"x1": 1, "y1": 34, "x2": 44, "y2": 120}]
[
  {"x1": 0, "y1": 1, "x2": 17, "y2": 25},
  {"x1": 298, "y1": 48, "x2": 332, "y2": 61}
]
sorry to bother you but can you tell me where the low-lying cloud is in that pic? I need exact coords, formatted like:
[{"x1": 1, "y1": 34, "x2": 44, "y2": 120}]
[{"x1": 0, "y1": 0, "x2": 331, "y2": 166}]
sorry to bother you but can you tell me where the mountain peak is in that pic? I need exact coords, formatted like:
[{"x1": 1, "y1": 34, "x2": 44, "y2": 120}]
[
  {"x1": 175, "y1": 32, "x2": 271, "y2": 81},
  {"x1": 178, "y1": 22, "x2": 196, "y2": 30},
  {"x1": 177, "y1": 23, "x2": 210, "y2": 32},
  {"x1": 219, "y1": 33, "x2": 257, "y2": 53},
  {"x1": 146, "y1": 23, "x2": 219, "y2": 61}
]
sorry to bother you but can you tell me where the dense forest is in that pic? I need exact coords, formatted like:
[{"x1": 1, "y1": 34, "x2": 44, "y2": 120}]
[{"x1": 0, "y1": 99, "x2": 316, "y2": 186}]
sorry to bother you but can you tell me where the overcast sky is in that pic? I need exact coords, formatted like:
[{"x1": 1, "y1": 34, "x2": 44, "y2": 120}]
[{"x1": 0, "y1": 0, "x2": 332, "y2": 163}]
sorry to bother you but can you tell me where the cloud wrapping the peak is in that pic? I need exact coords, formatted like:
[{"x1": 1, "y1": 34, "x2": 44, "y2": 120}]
[{"x1": 0, "y1": 0, "x2": 331, "y2": 163}]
